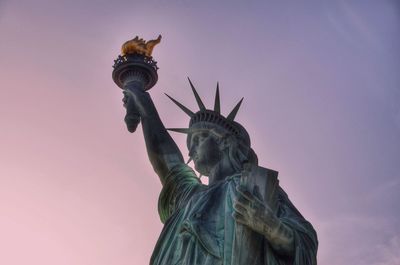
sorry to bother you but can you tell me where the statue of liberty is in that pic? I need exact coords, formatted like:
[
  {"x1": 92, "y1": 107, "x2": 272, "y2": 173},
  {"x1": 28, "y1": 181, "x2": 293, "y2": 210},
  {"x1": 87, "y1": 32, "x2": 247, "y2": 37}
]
[{"x1": 113, "y1": 35, "x2": 318, "y2": 265}]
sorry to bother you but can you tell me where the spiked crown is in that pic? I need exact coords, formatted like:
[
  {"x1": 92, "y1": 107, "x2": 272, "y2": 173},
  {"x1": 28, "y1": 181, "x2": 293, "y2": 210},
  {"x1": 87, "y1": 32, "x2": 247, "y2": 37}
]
[{"x1": 167, "y1": 78, "x2": 251, "y2": 148}]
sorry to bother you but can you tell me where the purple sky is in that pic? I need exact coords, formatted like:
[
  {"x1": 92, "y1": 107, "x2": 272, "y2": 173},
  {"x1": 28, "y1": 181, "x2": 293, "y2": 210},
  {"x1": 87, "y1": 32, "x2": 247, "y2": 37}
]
[{"x1": 1, "y1": 0, "x2": 399, "y2": 264}]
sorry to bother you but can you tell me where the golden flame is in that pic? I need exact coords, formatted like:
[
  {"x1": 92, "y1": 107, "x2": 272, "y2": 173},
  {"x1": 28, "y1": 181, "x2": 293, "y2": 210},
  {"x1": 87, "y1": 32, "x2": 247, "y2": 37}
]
[{"x1": 121, "y1": 35, "x2": 162, "y2": 57}]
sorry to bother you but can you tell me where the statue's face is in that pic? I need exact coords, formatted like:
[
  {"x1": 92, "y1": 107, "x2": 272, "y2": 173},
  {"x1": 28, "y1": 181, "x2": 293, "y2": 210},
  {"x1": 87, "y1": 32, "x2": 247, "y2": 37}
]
[{"x1": 189, "y1": 131, "x2": 222, "y2": 176}]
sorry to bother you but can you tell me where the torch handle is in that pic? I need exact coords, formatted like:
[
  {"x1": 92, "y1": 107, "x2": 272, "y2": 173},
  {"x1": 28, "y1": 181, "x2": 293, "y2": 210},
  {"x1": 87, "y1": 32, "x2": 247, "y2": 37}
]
[{"x1": 123, "y1": 80, "x2": 145, "y2": 133}]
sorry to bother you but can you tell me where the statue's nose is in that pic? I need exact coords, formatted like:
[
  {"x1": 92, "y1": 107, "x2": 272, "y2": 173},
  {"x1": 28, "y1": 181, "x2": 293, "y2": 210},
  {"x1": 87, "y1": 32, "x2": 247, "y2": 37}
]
[{"x1": 188, "y1": 145, "x2": 196, "y2": 157}]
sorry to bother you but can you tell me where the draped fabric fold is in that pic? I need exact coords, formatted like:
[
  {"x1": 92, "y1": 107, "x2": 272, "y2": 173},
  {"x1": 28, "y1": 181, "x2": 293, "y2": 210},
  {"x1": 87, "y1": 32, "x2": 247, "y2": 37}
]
[{"x1": 151, "y1": 164, "x2": 318, "y2": 265}]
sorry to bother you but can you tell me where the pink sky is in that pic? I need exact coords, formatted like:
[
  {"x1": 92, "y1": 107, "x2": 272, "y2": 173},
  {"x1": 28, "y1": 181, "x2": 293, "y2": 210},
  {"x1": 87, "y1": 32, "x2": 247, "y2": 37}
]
[{"x1": 1, "y1": 0, "x2": 399, "y2": 264}]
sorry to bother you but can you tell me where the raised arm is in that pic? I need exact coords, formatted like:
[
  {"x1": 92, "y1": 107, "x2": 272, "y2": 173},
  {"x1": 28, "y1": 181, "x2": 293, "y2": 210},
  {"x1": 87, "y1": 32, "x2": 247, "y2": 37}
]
[{"x1": 123, "y1": 84, "x2": 184, "y2": 185}]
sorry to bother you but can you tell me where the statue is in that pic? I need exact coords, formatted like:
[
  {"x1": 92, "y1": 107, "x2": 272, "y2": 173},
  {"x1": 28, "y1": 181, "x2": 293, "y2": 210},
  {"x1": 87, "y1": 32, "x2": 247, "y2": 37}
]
[{"x1": 112, "y1": 35, "x2": 318, "y2": 265}]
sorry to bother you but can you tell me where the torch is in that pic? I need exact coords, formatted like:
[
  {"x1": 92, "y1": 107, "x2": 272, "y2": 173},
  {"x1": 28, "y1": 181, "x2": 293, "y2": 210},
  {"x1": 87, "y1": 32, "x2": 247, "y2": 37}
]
[{"x1": 112, "y1": 35, "x2": 161, "y2": 132}]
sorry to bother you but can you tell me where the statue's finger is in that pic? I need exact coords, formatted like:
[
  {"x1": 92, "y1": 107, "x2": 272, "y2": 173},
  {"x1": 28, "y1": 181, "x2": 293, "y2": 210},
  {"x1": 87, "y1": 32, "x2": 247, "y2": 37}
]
[
  {"x1": 236, "y1": 193, "x2": 252, "y2": 207},
  {"x1": 237, "y1": 184, "x2": 249, "y2": 193},
  {"x1": 123, "y1": 89, "x2": 135, "y2": 99},
  {"x1": 232, "y1": 212, "x2": 247, "y2": 225},
  {"x1": 233, "y1": 201, "x2": 248, "y2": 214}
]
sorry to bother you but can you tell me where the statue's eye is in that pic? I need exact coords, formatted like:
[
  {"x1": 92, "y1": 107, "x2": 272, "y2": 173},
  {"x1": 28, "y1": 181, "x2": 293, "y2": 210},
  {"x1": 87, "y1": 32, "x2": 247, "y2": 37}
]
[{"x1": 201, "y1": 132, "x2": 208, "y2": 138}]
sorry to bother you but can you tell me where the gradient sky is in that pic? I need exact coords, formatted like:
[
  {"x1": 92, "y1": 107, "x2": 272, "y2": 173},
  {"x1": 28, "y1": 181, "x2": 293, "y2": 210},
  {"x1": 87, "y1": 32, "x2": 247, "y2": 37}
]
[{"x1": 1, "y1": 0, "x2": 399, "y2": 264}]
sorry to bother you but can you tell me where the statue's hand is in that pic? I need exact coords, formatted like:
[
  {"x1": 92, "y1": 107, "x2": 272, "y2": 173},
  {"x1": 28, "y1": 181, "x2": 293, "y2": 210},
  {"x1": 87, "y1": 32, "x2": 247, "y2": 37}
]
[
  {"x1": 233, "y1": 185, "x2": 280, "y2": 236},
  {"x1": 233, "y1": 185, "x2": 295, "y2": 255},
  {"x1": 122, "y1": 88, "x2": 158, "y2": 133},
  {"x1": 122, "y1": 90, "x2": 141, "y2": 133}
]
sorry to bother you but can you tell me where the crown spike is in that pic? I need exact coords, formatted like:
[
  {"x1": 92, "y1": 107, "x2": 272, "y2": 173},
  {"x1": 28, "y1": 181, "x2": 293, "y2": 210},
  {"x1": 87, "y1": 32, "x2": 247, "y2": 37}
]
[
  {"x1": 167, "y1": 128, "x2": 191, "y2": 134},
  {"x1": 165, "y1": 93, "x2": 194, "y2": 117},
  {"x1": 188, "y1": 77, "x2": 206, "y2": 111},
  {"x1": 227, "y1": 97, "x2": 244, "y2": 120},
  {"x1": 186, "y1": 157, "x2": 193, "y2": 164},
  {"x1": 214, "y1": 82, "x2": 221, "y2": 114}
]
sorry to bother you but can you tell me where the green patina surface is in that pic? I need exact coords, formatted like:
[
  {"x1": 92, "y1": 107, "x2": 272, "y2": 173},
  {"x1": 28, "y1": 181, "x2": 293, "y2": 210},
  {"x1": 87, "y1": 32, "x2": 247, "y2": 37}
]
[{"x1": 151, "y1": 164, "x2": 317, "y2": 265}]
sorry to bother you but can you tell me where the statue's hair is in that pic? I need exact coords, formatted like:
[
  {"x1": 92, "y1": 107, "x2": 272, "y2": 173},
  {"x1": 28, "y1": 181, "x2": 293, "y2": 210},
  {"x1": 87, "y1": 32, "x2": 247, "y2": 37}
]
[{"x1": 224, "y1": 134, "x2": 258, "y2": 171}]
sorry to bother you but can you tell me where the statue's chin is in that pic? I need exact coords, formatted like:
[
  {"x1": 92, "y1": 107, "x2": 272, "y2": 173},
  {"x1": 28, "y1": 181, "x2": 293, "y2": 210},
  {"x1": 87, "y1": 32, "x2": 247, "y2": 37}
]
[{"x1": 194, "y1": 163, "x2": 210, "y2": 177}]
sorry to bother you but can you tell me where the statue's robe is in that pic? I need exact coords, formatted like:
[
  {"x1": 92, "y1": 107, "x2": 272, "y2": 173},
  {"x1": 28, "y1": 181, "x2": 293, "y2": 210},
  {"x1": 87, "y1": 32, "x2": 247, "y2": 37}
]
[{"x1": 150, "y1": 164, "x2": 318, "y2": 265}]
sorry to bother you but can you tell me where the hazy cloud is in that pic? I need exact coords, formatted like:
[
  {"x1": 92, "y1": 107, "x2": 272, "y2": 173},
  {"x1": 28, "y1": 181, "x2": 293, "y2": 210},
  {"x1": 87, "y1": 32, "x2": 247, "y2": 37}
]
[{"x1": 373, "y1": 235, "x2": 400, "y2": 265}]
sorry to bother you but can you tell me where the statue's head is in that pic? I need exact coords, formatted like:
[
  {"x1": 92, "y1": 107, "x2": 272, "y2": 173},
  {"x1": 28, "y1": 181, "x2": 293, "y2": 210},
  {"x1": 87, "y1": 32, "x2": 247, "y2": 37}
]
[{"x1": 167, "y1": 79, "x2": 257, "y2": 176}]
